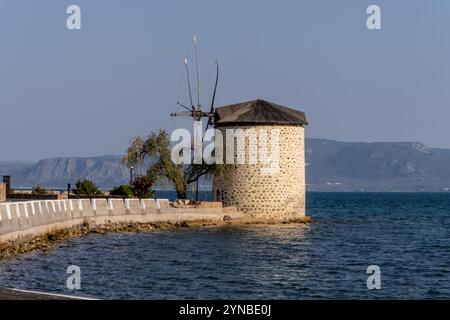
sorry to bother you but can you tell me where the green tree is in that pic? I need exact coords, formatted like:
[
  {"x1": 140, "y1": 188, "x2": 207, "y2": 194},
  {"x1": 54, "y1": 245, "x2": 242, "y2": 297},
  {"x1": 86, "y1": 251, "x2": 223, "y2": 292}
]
[
  {"x1": 123, "y1": 129, "x2": 222, "y2": 199},
  {"x1": 32, "y1": 184, "x2": 48, "y2": 195},
  {"x1": 73, "y1": 179, "x2": 103, "y2": 196}
]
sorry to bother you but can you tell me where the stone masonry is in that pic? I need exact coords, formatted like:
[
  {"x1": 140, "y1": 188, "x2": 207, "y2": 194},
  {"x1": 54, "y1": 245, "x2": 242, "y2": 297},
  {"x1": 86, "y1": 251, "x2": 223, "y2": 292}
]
[{"x1": 213, "y1": 125, "x2": 306, "y2": 219}]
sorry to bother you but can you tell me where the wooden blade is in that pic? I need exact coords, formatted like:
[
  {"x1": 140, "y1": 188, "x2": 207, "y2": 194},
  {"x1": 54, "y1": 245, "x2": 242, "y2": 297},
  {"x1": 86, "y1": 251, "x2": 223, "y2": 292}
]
[
  {"x1": 210, "y1": 60, "x2": 219, "y2": 114},
  {"x1": 170, "y1": 111, "x2": 193, "y2": 117},
  {"x1": 184, "y1": 58, "x2": 195, "y2": 110}
]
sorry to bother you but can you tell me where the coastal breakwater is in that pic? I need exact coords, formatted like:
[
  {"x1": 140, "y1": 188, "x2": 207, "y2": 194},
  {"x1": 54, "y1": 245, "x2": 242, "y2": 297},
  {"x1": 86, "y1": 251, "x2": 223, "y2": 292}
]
[{"x1": 0, "y1": 198, "x2": 242, "y2": 244}]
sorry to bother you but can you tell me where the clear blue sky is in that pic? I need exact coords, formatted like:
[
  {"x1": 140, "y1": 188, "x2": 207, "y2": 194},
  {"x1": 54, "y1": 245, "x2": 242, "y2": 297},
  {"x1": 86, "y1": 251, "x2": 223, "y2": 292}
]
[{"x1": 1, "y1": 0, "x2": 450, "y2": 161}]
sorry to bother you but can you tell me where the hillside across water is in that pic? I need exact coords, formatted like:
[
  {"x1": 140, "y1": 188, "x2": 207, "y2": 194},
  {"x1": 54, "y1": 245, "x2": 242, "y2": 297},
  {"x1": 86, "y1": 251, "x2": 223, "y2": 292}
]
[{"x1": 1, "y1": 139, "x2": 450, "y2": 191}]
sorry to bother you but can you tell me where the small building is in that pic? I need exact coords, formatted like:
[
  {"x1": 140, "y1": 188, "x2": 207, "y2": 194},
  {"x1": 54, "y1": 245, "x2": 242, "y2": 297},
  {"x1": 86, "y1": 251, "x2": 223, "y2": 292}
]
[
  {"x1": 213, "y1": 99, "x2": 308, "y2": 220},
  {"x1": 0, "y1": 183, "x2": 5, "y2": 203}
]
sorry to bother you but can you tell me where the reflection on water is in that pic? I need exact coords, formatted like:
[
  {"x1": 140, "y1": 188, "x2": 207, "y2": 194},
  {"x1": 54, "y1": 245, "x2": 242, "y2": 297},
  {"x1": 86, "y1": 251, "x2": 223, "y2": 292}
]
[{"x1": 1, "y1": 193, "x2": 450, "y2": 299}]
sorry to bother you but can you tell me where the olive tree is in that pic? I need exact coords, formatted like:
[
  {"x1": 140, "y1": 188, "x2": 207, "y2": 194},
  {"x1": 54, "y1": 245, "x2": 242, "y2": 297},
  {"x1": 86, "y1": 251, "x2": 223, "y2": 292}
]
[{"x1": 123, "y1": 129, "x2": 221, "y2": 200}]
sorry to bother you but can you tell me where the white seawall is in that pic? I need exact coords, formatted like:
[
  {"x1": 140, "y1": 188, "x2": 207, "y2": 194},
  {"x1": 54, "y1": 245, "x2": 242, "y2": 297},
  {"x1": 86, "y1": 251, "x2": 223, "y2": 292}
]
[{"x1": 0, "y1": 199, "x2": 241, "y2": 243}]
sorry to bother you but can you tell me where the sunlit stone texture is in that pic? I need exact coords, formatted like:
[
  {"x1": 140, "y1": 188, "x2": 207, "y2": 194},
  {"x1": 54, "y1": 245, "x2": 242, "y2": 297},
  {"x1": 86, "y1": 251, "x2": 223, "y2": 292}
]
[{"x1": 213, "y1": 100, "x2": 308, "y2": 220}]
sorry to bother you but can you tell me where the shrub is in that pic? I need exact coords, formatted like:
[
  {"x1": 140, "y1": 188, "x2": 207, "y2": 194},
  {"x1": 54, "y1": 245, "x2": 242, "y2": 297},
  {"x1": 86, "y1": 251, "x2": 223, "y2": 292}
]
[
  {"x1": 109, "y1": 185, "x2": 134, "y2": 197},
  {"x1": 32, "y1": 184, "x2": 48, "y2": 195},
  {"x1": 132, "y1": 175, "x2": 155, "y2": 198},
  {"x1": 72, "y1": 179, "x2": 103, "y2": 196}
]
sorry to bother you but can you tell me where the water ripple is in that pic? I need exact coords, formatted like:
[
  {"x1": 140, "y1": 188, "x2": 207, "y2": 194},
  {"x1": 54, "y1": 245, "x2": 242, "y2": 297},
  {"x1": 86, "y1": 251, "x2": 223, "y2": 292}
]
[{"x1": 1, "y1": 192, "x2": 450, "y2": 299}]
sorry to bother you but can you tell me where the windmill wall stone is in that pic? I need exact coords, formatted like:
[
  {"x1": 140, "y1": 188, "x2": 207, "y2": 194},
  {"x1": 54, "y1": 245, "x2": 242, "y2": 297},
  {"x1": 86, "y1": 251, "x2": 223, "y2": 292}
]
[{"x1": 212, "y1": 100, "x2": 308, "y2": 220}]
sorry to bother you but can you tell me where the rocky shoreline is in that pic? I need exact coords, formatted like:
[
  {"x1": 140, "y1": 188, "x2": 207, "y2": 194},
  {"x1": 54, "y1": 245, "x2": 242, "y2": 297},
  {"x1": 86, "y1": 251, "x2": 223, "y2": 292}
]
[
  {"x1": 0, "y1": 216, "x2": 311, "y2": 259},
  {"x1": 0, "y1": 219, "x2": 195, "y2": 259}
]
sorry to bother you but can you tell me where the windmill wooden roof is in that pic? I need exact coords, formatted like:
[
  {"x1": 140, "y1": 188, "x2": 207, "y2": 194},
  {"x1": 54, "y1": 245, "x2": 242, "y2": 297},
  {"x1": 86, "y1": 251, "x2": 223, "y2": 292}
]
[{"x1": 214, "y1": 99, "x2": 308, "y2": 127}]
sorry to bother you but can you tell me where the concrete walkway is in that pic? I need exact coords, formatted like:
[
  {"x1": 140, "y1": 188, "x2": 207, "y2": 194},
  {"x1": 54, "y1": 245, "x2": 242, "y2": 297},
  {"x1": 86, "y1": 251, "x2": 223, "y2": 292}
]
[
  {"x1": 0, "y1": 287, "x2": 95, "y2": 300},
  {"x1": 1, "y1": 198, "x2": 241, "y2": 244}
]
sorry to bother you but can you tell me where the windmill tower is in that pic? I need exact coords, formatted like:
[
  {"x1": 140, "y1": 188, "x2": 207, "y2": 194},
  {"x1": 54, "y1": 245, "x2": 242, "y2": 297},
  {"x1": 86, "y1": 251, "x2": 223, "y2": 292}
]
[
  {"x1": 212, "y1": 100, "x2": 308, "y2": 220},
  {"x1": 172, "y1": 37, "x2": 308, "y2": 220}
]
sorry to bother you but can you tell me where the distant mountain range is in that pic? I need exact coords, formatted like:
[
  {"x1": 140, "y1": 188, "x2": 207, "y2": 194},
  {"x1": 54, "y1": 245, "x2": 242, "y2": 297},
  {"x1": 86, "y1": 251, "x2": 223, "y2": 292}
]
[
  {"x1": 0, "y1": 156, "x2": 129, "y2": 189},
  {"x1": 305, "y1": 139, "x2": 450, "y2": 192},
  {"x1": 1, "y1": 139, "x2": 450, "y2": 192}
]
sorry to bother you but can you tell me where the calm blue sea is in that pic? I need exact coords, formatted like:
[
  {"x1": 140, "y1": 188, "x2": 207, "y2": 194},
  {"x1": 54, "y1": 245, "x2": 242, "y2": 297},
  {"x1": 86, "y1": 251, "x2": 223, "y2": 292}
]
[{"x1": 0, "y1": 192, "x2": 449, "y2": 299}]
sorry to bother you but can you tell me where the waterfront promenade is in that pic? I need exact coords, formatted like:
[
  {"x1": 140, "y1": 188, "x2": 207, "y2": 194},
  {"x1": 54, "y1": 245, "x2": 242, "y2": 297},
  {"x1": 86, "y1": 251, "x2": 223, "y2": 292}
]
[
  {"x1": 0, "y1": 287, "x2": 91, "y2": 300},
  {"x1": 0, "y1": 198, "x2": 241, "y2": 299},
  {"x1": 0, "y1": 198, "x2": 240, "y2": 245}
]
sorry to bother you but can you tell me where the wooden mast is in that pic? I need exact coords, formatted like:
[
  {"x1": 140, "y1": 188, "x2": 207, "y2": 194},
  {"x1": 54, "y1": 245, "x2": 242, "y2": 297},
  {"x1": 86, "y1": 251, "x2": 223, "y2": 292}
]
[{"x1": 170, "y1": 36, "x2": 219, "y2": 201}]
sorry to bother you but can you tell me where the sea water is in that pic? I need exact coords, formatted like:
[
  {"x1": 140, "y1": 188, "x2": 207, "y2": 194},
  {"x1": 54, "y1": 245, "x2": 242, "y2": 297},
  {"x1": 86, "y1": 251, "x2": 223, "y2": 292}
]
[{"x1": 0, "y1": 192, "x2": 449, "y2": 299}]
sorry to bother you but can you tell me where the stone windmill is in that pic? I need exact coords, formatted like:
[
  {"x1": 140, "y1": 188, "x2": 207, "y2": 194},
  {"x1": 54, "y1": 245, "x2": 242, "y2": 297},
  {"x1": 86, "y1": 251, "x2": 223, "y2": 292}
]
[
  {"x1": 171, "y1": 37, "x2": 308, "y2": 220},
  {"x1": 212, "y1": 99, "x2": 308, "y2": 220}
]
